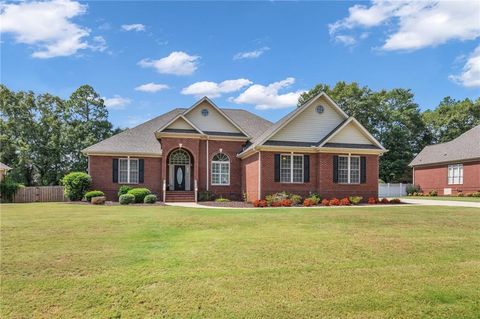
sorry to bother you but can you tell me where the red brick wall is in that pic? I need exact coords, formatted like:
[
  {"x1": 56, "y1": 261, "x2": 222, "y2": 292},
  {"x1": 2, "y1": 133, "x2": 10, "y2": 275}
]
[
  {"x1": 242, "y1": 152, "x2": 259, "y2": 202},
  {"x1": 258, "y1": 151, "x2": 379, "y2": 199},
  {"x1": 318, "y1": 153, "x2": 379, "y2": 199},
  {"x1": 207, "y1": 140, "x2": 244, "y2": 200},
  {"x1": 88, "y1": 155, "x2": 162, "y2": 200},
  {"x1": 260, "y1": 151, "x2": 318, "y2": 198},
  {"x1": 414, "y1": 161, "x2": 480, "y2": 195}
]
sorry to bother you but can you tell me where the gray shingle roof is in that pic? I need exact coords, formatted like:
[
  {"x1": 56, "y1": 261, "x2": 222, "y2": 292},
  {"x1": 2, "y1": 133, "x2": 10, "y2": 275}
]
[
  {"x1": 410, "y1": 125, "x2": 480, "y2": 167},
  {"x1": 82, "y1": 107, "x2": 273, "y2": 155}
]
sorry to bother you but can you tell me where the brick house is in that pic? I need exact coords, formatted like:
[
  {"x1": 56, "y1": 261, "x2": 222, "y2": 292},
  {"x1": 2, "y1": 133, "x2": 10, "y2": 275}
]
[
  {"x1": 410, "y1": 125, "x2": 480, "y2": 195},
  {"x1": 82, "y1": 93, "x2": 386, "y2": 202}
]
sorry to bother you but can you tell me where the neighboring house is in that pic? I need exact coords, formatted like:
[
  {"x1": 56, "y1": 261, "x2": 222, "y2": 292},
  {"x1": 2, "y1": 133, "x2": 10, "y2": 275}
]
[
  {"x1": 410, "y1": 125, "x2": 480, "y2": 195},
  {"x1": 82, "y1": 93, "x2": 386, "y2": 202},
  {"x1": 0, "y1": 162, "x2": 12, "y2": 182}
]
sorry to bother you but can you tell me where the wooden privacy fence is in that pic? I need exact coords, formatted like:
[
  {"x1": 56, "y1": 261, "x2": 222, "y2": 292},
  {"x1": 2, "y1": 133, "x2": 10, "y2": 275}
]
[{"x1": 13, "y1": 186, "x2": 66, "y2": 203}]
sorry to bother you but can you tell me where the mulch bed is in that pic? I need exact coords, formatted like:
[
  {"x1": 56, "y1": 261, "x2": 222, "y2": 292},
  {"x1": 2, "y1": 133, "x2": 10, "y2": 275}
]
[
  {"x1": 65, "y1": 201, "x2": 166, "y2": 206},
  {"x1": 199, "y1": 201, "x2": 253, "y2": 208}
]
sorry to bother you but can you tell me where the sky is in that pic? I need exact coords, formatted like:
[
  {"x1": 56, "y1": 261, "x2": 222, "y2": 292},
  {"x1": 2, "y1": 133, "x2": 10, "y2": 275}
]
[{"x1": 1, "y1": 0, "x2": 479, "y2": 128}]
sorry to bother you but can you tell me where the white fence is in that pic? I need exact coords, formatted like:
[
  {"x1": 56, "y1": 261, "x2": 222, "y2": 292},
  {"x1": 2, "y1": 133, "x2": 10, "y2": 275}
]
[{"x1": 378, "y1": 183, "x2": 410, "y2": 198}]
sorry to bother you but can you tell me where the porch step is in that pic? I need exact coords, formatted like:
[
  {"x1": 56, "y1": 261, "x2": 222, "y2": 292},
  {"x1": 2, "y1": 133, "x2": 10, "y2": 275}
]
[{"x1": 165, "y1": 191, "x2": 195, "y2": 202}]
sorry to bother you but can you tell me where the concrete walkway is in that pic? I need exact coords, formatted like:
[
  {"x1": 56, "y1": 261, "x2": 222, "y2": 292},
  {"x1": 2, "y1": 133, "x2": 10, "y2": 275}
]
[{"x1": 400, "y1": 198, "x2": 480, "y2": 208}]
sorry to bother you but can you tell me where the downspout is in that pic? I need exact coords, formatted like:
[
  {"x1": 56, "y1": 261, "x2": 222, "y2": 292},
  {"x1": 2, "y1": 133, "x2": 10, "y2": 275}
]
[
  {"x1": 258, "y1": 151, "x2": 262, "y2": 200},
  {"x1": 206, "y1": 139, "x2": 209, "y2": 191}
]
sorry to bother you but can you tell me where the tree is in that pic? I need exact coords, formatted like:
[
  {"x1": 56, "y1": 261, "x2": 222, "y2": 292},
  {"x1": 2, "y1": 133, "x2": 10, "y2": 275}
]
[
  {"x1": 0, "y1": 84, "x2": 119, "y2": 186},
  {"x1": 423, "y1": 97, "x2": 480, "y2": 144}
]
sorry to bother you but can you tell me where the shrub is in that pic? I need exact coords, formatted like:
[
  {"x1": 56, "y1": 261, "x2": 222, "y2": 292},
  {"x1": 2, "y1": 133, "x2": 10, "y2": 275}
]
[
  {"x1": 381, "y1": 198, "x2": 390, "y2": 204},
  {"x1": 144, "y1": 194, "x2": 157, "y2": 204},
  {"x1": 471, "y1": 192, "x2": 480, "y2": 197},
  {"x1": 198, "y1": 190, "x2": 215, "y2": 201},
  {"x1": 119, "y1": 194, "x2": 135, "y2": 205},
  {"x1": 349, "y1": 196, "x2": 363, "y2": 205},
  {"x1": 61, "y1": 172, "x2": 91, "y2": 201},
  {"x1": 457, "y1": 192, "x2": 464, "y2": 197},
  {"x1": 215, "y1": 197, "x2": 230, "y2": 203},
  {"x1": 321, "y1": 198, "x2": 330, "y2": 206},
  {"x1": 329, "y1": 198, "x2": 340, "y2": 206},
  {"x1": 271, "y1": 200, "x2": 282, "y2": 207},
  {"x1": 0, "y1": 176, "x2": 23, "y2": 203},
  {"x1": 85, "y1": 190, "x2": 105, "y2": 202},
  {"x1": 303, "y1": 198, "x2": 315, "y2": 207},
  {"x1": 429, "y1": 190, "x2": 438, "y2": 197},
  {"x1": 290, "y1": 194, "x2": 302, "y2": 205},
  {"x1": 91, "y1": 196, "x2": 106, "y2": 205},
  {"x1": 127, "y1": 188, "x2": 151, "y2": 203},
  {"x1": 368, "y1": 197, "x2": 377, "y2": 204},
  {"x1": 340, "y1": 197, "x2": 351, "y2": 206},
  {"x1": 118, "y1": 185, "x2": 133, "y2": 197},
  {"x1": 266, "y1": 192, "x2": 289, "y2": 206},
  {"x1": 390, "y1": 198, "x2": 401, "y2": 204},
  {"x1": 406, "y1": 184, "x2": 422, "y2": 195},
  {"x1": 253, "y1": 199, "x2": 267, "y2": 207},
  {"x1": 281, "y1": 199, "x2": 293, "y2": 207}
]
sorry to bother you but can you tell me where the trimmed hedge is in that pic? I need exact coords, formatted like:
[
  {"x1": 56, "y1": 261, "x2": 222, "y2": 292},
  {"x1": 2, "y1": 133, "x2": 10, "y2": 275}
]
[
  {"x1": 119, "y1": 194, "x2": 135, "y2": 205},
  {"x1": 61, "y1": 172, "x2": 91, "y2": 201},
  {"x1": 144, "y1": 194, "x2": 157, "y2": 204},
  {"x1": 85, "y1": 190, "x2": 105, "y2": 202},
  {"x1": 127, "y1": 188, "x2": 151, "y2": 203},
  {"x1": 118, "y1": 185, "x2": 133, "y2": 197}
]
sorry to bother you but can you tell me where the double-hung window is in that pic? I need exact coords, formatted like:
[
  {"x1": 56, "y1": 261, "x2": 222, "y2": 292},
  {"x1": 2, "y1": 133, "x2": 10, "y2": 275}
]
[
  {"x1": 211, "y1": 153, "x2": 230, "y2": 185},
  {"x1": 280, "y1": 154, "x2": 304, "y2": 183},
  {"x1": 119, "y1": 158, "x2": 139, "y2": 184},
  {"x1": 338, "y1": 155, "x2": 360, "y2": 184},
  {"x1": 448, "y1": 164, "x2": 463, "y2": 185}
]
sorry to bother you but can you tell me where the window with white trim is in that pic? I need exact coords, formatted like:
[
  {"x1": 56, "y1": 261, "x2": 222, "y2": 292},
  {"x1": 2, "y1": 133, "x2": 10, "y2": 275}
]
[
  {"x1": 280, "y1": 154, "x2": 303, "y2": 183},
  {"x1": 119, "y1": 158, "x2": 139, "y2": 184},
  {"x1": 448, "y1": 164, "x2": 463, "y2": 185},
  {"x1": 338, "y1": 155, "x2": 360, "y2": 184},
  {"x1": 211, "y1": 153, "x2": 230, "y2": 185}
]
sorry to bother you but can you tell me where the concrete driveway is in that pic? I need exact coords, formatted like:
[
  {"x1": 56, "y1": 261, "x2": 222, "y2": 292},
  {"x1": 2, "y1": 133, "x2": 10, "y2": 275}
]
[{"x1": 400, "y1": 198, "x2": 480, "y2": 208}]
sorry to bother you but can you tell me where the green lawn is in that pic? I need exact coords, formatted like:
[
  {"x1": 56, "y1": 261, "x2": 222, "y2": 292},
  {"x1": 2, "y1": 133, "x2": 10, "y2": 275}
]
[
  {"x1": 1, "y1": 204, "x2": 480, "y2": 318},
  {"x1": 404, "y1": 196, "x2": 480, "y2": 202}
]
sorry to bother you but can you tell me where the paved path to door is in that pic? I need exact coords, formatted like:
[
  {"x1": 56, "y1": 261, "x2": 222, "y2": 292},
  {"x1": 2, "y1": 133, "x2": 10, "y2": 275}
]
[{"x1": 400, "y1": 198, "x2": 480, "y2": 208}]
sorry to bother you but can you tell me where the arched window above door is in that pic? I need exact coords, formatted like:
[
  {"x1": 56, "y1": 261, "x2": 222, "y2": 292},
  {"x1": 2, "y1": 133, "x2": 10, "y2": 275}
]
[
  {"x1": 211, "y1": 153, "x2": 230, "y2": 185},
  {"x1": 169, "y1": 149, "x2": 191, "y2": 165}
]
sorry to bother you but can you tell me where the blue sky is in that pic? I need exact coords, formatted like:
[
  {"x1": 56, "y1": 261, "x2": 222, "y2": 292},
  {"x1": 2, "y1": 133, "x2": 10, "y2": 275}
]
[{"x1": 1, "y1": 0, "x2": 479, "y2": 128}]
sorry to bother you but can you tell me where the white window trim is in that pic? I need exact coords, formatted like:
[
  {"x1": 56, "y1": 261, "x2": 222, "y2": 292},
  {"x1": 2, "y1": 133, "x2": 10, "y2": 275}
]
[
  {"x1": 447, "y1": 164, "x2": 463, "y2": 185},
  {"x1": 211, "y1": 153, "x2": 230, "y2": 186},
  {"x1": 119, "y1": 157, "x2": 139, "y2": 184},
  {"x1": 280, "y1": 153, "x2": 304, "y2": 184},
  {"x1": 338, "y1": 154, "x2": 360, "y2": 184}
]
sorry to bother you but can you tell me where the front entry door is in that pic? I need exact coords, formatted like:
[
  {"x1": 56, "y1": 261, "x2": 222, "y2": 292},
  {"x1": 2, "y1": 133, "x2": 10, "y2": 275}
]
[{"x1": 174, "y1": 165, "x2": 186, "y2": 190}]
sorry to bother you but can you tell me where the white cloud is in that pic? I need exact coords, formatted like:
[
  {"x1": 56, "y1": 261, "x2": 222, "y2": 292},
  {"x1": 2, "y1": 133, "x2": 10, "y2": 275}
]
[
  {"x1": 232, "y1": 77, "x2": 305, "y2": 110},
  {"x1": 233, "y1": 47, "x2": 270, "y2": 60},
  {"x1": 0, "y1": 0, "x2": 95, "y2": 58},
  {"x1": 138, "y1": 51, "x2": 199, "y2": 76},
  {"x1": 329, "y1": 1, "x2": 480, "y2": 51},
  {"x1": 181, "y1": 79, "x2": 252, "y2": 98},
  {"x1": 121, "y1": 24, "x2": 146, "y2": 32},
  {"x1": 90, "y1": 36, "x2": 107, "y2": 52},
  {"x1": 335, "y1": 35, "x2": 356, "y2": 46},
  {"x1": 135, "y1": 82, "x2": 170, "y2": 93},
  {"x1": 449, "y1": 46, "x2": 480, "y2": 88},
  {"x1": 103, "y1": 95, "x2": 131, "y2": 110}
]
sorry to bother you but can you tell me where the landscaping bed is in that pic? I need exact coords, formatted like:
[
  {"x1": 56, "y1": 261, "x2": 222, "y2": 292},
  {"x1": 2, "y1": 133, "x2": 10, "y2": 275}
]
[{"x1": 199, "y1": 201, "x2": 253, "y2": 208}]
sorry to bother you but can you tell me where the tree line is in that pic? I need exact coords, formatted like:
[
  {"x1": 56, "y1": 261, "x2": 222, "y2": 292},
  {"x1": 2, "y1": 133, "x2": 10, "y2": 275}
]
[
  {"x1": 298, "y1": 82, "x2": 480, "y2": 182},
  {"x1": 1, "y1": 82, "x2": 478, "y2": 186},
  {"x1": 0, "y1": 85, "x2": 121, "y2": 186}
]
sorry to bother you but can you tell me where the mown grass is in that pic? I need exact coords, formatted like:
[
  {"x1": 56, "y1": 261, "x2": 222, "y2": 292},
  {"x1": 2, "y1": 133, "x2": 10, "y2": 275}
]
[
  {"x1": 404, "y1": 196, "x2": 480, "y2": 202},
  {"x1": 1, "y1": 203, "x2": 480, "y2": 318}
]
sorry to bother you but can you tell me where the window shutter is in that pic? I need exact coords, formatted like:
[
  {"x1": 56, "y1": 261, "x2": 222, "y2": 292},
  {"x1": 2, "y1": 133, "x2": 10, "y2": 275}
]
[
  {"x1": 274, "y1": 154, "x2": 280, "y2": 182},
  {"x1": 112, "y1": 159, "x2": 118, "y2": 183},
  {"x1": 139, "y1": 159, "x2": 144, "y2": 183},
  {"x1": 333, "y1": 155, "x2": 339, "y2": 183},
  {"x1": 304, "y1": 155, "x2": 310, "y2": 183},
  {"x1": 360, "y1": 156, "x2": 367, "y2": 184}
]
